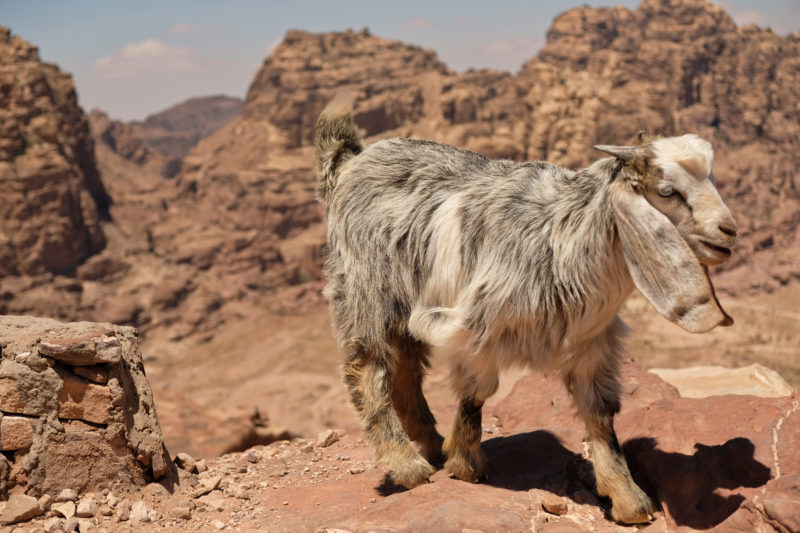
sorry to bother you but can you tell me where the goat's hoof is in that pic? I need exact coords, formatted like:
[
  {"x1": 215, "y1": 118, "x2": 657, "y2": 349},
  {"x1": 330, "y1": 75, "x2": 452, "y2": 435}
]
[
  {"x1": 610, "y1": 491, "x2": 657, "y2": 524},
  {"x1": 389, "y1": 455, "x2": 436, "y2": 489},
  {"x1": 444, "y1": 451, "x2": 488, "y2": 483}
]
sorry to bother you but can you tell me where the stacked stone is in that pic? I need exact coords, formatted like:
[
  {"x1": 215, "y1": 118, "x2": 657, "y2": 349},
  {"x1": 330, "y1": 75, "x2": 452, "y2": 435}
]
[{"x1": 0, "y1": 316, "x2": 174, "y2": 501}]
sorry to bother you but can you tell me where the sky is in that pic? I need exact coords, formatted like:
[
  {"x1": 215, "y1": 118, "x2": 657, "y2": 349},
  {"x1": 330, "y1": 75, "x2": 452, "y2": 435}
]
[{"x1": 2, "y1": 0, "x2": 798, "y2": 121}]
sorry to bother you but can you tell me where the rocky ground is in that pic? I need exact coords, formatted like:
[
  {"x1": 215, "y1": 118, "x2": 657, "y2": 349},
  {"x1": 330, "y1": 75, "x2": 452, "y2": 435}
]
[{"x1": 0, "y1": 358, "x2": 797, "y2": 532}]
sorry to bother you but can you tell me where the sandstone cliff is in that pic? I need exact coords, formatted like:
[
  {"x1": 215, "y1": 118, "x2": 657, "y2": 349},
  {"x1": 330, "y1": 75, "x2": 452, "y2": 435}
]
[
  {"x1": 0, "y1": 27, "x2": 109, "y2": 278},
  {"x1": 90, "y1": 95, "x2": 242, "y2": 178}
]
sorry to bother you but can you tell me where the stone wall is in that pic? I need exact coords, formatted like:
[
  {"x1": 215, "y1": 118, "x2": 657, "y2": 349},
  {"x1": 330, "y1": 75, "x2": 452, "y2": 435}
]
[{"x1": 0, "y1": 316, "x2": 174, "y2": 498}]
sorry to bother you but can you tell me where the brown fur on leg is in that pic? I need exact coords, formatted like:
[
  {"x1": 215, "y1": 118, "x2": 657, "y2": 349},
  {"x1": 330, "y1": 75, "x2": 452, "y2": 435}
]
[
  {"x1": 443, "y1": 398, "x2": 487, "y2": 482},
  {"x1": 590, "y1": 416, "x2": 657, "y2": 524},
  {"x1": 563, "y1": 324, "x2": 657, "y2": 524},
  {"x1": 390, "y1": 339, "x2": 445, "y2": 465},
  {"x1": 343, "y1": 341, "x2": 435, "y2": 488}
]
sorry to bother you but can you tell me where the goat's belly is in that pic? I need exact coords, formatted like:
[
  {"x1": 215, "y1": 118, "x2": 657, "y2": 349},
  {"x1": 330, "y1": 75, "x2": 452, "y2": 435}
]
[{"x1": 409, "y1": 307, "x2": 559, "y2": 371}]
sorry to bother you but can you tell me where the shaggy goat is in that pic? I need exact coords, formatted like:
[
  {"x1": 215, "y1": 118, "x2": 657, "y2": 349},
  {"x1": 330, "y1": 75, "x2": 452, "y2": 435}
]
[{"x1": 315, "y1": 97, "x2": 736, "y2": 524}]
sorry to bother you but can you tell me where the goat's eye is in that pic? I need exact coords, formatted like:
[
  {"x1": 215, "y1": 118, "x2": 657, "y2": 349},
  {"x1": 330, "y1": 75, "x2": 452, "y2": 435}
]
[{"x1": 658, "y1": 187, "x2": 674, "y2": 198}]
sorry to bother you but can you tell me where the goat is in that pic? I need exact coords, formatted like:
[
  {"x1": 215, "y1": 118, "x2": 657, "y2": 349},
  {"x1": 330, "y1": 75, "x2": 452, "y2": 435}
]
[{"x1": 315, "y1": 96, "x2": 736, "y2": 524}]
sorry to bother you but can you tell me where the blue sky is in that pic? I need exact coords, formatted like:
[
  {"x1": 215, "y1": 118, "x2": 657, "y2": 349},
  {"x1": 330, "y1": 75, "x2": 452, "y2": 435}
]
[{"x1": 2, "y1": 0, "x2": 798, "y2": 121}]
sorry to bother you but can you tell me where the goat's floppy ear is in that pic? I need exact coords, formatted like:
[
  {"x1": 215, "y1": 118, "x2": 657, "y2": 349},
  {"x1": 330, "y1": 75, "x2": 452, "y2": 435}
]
[
  {"x1": 594, "y1": 145, "x2": 643, "y2": 161},
  {"x1": 611, "y1": 185, "x2": 733, "y2": 333}
]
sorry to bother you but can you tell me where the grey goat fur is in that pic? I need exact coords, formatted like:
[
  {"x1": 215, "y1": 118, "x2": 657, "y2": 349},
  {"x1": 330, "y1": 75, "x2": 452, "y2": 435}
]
[{"x1": 315, "y1": 96, "x2": 736, "y2": 524}]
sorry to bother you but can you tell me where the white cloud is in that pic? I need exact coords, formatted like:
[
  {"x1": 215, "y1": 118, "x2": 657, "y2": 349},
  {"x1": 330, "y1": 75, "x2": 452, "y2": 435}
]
[
  {"x1": 93, "y1": 39, "x2": 203, "y2": 80},
  {"x1": 410, "y1": 17, "x2": 429, "y2": 29}
]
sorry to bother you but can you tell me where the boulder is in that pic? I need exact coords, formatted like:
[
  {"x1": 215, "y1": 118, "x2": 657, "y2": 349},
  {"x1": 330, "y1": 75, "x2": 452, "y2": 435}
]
[{"x1": 0, "y1": 315, "x2": 175, "y2": 497}]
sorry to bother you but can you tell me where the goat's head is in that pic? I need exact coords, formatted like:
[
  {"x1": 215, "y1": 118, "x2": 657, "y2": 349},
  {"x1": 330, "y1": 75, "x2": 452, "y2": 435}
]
[{"x1": 595, "y1": 134, "x2": 736, "y2": 333}]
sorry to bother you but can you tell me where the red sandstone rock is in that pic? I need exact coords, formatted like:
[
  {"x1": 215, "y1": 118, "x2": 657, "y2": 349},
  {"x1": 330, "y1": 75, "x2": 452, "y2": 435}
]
[
  {"x1": 210, "y1": 359, "x2": 796, "y2": 533},
  {"x1": 0, "y1": 415, "x2": 34, "y2": 451},
  {"x1": 0, "y1": 27, "x2": 109, "y2": 278},
  {"x1": 0, "y1": 315, "x2": 175, "y2": 497}
]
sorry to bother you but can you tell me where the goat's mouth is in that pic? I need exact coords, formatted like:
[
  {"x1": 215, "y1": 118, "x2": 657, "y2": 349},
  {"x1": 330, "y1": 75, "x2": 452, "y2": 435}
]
[{"x1": 701, "y1": 240, "x2": 731, "y2": 256}]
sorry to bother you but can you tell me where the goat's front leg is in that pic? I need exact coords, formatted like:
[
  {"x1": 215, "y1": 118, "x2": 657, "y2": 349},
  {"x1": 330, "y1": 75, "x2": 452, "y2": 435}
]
[
  {"x1": 564, "y1": 323, "x2": 656, "y2": 524},
  {"x1": 443, "y1": 360, "x2": 499, "y2": 482}
]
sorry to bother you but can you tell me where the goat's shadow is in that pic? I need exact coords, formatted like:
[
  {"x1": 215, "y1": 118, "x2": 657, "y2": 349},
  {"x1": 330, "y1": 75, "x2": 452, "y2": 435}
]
[
  {"x1": 623, "y1": 436, "x2": 771, "y2": 529},
  {"x1": 377, "y1": 431, "x2": 771, "y2": 528}
]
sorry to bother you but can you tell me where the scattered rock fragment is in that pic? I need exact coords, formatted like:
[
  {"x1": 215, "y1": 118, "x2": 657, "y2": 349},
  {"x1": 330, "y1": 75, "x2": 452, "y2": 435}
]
[
  {"x1": 212, "y1": 519, "x2": 226, "y2": 530},
  {"x1": 315, "y1": 429, "x2": 343, "y2": 448},
  {"x1": 43, "y1": 516, "x2": 62, "y2": 533},
  {"x1": 199, "y1": 493, "x2": 226, "y2": 512},
  {"x1": 0, "y1": 494, "x2": 43, "y2": 524},
  {"x1": 76, "y1": 498, "x2": 98, "y2": 518},
  {"x1": 51, "y1": 501, "x2": 76, "y2": 519},
  {"x1": 193, "y1": 474, "x2": 222, "y2": 497},
  {"x1": 114, "y1": 500, "x2": 131, "y2": 521},
  {"x1": 63, "y1": 516, "x2": 79, "y2": 531},
  {"x1": 169, "y1": 506, "x2": 193, "y2": 520},
  {"x1": 175, "y1": 452, "x2": 198, "y2": 473},
  {"x1": 129, "y1": 500, "x2": 151, "y2": 523},
  {"x1": 38, "y1": 494, "x2": 53, "y2": 512},
  {"x1": 56, "y1": 489, "x2": 78, "y2": 502},
  {"x1": 541, "y1": 493, "x2": 568, "y2": 516},
  {"x1": 105, "y1": 493, "x2": 120, "y2": 508}
]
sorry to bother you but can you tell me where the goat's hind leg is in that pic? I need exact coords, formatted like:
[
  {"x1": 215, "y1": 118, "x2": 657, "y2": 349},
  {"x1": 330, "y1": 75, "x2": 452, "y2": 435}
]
[
  {"x1": 564, "y1": 324, "x2": 656, "y2": 524},
  {"x1": 443, "y1": 360, "x2": 498, "y2": 483},
  {"x1": 391, "y1": 335, "x2": 445, "y2": 465},
  {"x1": 343, "y1": 340, "x2": 435, "y2": 488}
]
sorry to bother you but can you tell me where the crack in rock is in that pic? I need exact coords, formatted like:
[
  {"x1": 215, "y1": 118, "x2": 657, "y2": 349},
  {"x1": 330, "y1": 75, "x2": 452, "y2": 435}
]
[{"x1": 770, "y1": 394, "x2": 799, "y2": 479}]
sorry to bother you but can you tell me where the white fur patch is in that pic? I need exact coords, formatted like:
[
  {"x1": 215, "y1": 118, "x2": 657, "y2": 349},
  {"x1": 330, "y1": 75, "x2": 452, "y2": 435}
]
[
  {"x1": 423, "y1": 194, "x2": 465, "y2": 308},
  {"x1": 408, "y1": 195, "x2": 466, "y2": 346},
  {"x1": 651, "y1": 134, "x2": 713, "y2": 179}
]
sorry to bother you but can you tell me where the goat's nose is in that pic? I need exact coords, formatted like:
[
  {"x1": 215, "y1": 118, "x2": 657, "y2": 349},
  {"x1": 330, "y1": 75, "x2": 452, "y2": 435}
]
[{"x1": 719, "y1": 223, "x2": 737, "y2": 238}]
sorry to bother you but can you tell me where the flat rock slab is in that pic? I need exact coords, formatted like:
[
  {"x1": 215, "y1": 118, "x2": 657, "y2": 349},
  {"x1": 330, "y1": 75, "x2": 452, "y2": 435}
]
[
  {"x1": 0, "y1": 316, "x2": 121, "y2": 366},
  {"x1": 650, "y1": 363, "x2": 794, "y2": 398},
  {"x1": 215, "y1": 357, "x2": 799, "y2": 533}
]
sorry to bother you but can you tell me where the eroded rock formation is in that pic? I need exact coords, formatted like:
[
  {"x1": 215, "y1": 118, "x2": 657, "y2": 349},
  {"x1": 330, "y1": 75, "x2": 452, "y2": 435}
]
[
  {"x1": 0, "y1": 316, "x2": 174, "y2": 498},
  {"x1": 0, "y1": 27, "x2": 109, "y2": 278}
]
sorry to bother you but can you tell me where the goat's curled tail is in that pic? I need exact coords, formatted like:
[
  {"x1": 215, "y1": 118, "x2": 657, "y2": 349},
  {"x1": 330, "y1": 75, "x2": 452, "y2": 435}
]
[{"x1": 315, "y1": 93, "x2": 363, "y2": 204}]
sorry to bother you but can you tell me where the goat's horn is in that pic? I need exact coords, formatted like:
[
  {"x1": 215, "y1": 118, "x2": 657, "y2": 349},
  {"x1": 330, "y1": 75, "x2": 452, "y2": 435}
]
[{"x1": 593, "y1": 145, "x2": 643, "y2": 161}]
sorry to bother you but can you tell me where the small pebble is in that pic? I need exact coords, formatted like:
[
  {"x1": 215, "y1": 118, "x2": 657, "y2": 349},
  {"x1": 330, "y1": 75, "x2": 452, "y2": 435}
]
[
  {"x1": 52, "y1": 501, "x2": 76, "y2": 519},
  {"x1": 55, "y1": 489, "x2": 78, "y2": 503},
  {"x1": 38, "y1": 494, "x2": 53, "y2": 512},
  {"x1": 541, "y1": 494, "x2": 568, "y2": 516},
  {"x1": 76, "y1": 499, "x2": 98, "y2": 518},
  {"x1": 115, "y1": 500, "x2": 131, "y2": 521}
]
